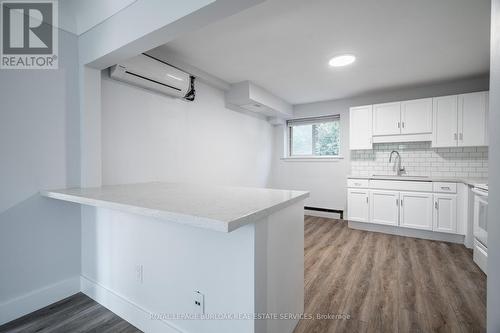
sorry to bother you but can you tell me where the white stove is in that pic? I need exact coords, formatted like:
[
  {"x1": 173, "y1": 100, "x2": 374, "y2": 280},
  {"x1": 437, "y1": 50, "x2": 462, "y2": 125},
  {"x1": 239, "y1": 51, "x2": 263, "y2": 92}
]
[{"x1": 472, "y1": 184, "x2": 488, "y2": 274}]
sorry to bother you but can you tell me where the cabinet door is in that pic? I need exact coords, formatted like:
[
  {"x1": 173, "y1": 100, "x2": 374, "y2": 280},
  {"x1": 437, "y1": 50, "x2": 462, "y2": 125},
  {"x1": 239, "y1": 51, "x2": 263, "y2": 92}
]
[
  {"x1": 370, "y1": 190, "x2": 399, "y2": 226},
  {"x1": 349, "y1": 105, "x2": 373, "y2": 150},
  {"x1": 401, "y1": 98, "x2": 432, "y2": 134},
  {"x1": 432, "y1": 95, "x2": 458, "y2": 147},
  {"x1": 347, "y1": 189, "x2": 369, "y2": 222},
  {"x1": 458, "y1": 91, "x2": 488, "y2": 147},
  {"x1": 433, "y1": 194, "x2": 457, "y2": 233},
  {"x1": 373, "y1": 102, "x2": 401, "y2": 136},
  {"x1": 400, "y1": 192, "x2": 433, "y2": 230}
]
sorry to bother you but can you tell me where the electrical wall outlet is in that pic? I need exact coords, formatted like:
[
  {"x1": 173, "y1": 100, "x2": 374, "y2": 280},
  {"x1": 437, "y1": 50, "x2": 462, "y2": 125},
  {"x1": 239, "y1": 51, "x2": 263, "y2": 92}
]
[
  {"x1": 134, "y1": 264, "x2": 143, "y2": 284},
  {"x1": 193, "y1": 291, "x2": 204, "y2": 314}
]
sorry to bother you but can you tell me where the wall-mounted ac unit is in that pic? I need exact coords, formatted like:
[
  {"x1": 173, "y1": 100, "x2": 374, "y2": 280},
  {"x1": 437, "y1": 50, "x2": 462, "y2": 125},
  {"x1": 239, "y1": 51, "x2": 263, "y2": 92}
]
[{"x1": 109, "y1": 53, "x2": 195, "y2": 101}]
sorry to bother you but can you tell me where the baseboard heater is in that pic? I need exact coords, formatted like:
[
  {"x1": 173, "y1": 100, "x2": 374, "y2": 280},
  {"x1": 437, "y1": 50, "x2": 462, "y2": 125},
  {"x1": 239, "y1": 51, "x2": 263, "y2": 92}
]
[{"x1": 304, "y1": 206, "x2": 343, "y2": 220}]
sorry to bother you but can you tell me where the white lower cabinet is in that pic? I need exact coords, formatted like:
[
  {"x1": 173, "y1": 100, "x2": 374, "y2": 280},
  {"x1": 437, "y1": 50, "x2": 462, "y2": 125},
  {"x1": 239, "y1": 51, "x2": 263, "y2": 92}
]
[
  {"x1": 347, "y1": 180, "x2": 463, "y2": 236},
  {"x1": 433, "y1": 194, "x2": 457, "y2": 233},
  {"x1": 369, "y1": 190, "x2": 399, "y2": 226},
  {"x1": 347, "y1": 189, "x2": 369, "y2": 222},
  {"x1": 399, "y1": 192, "x2": 433, "y2": 230},
  {"x1": 347, "y1": 179, "x2": 467, "y2": 235}
]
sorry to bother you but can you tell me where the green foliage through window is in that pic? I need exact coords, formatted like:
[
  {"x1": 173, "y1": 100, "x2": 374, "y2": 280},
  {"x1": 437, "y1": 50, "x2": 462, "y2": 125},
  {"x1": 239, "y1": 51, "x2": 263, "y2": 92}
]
[{"x1": 289, "y1": 117, "x2": 340, "y2": 156}]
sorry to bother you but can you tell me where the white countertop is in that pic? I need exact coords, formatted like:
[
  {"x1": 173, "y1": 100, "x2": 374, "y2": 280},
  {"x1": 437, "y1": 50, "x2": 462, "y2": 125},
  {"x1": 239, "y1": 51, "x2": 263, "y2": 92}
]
[
  {"x1": 347, "y1": 175, "x2": 487, "y2": 187},
  {"x1": 41, "y1": 182, "x2": 309, "y2": 233}
]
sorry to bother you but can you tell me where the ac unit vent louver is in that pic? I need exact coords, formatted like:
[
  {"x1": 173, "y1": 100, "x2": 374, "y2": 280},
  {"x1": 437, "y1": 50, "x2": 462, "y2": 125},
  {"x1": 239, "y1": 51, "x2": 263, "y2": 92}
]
[{"x1": 110, "y1": 53, "x2": 195, "y2": 101}]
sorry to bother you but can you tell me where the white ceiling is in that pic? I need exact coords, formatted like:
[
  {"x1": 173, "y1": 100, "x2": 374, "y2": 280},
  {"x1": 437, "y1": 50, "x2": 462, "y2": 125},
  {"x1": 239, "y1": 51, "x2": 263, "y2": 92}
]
[
  {"x1": 158, "y1": 0, "x2": 490, "y2": 105},
  {"x1": 60, "y1": 0, "x2": 137, "y2": 35}
]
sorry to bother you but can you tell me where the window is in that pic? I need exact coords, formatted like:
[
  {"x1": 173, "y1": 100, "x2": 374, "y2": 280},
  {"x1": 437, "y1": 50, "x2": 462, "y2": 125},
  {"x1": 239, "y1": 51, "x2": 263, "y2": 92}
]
[{"x1": 287, "y1": 115, "x2": 340, "y2": 157}]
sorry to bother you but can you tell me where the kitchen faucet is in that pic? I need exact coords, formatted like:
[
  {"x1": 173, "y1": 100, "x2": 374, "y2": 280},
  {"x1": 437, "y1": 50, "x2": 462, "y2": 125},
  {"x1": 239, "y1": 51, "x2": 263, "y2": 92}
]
[{"x1": 389, "y1": 150, "x2": 406, "y2": 176}]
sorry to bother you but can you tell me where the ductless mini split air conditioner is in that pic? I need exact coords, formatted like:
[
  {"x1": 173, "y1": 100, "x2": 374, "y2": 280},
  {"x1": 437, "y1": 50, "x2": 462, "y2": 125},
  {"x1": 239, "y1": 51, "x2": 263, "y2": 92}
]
[{"x1": 109, "y1": 53, "x2": 196, "y2": 101}]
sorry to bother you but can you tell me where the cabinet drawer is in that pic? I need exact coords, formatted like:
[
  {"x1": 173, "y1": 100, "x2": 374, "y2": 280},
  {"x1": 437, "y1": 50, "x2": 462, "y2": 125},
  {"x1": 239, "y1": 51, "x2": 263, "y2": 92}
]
[
  {"x1": 347, "y1": 179, "x2": 369, "y2": 188},
  {"x1": 433, "y1": 182, "x2": 457, "y2": 193}
]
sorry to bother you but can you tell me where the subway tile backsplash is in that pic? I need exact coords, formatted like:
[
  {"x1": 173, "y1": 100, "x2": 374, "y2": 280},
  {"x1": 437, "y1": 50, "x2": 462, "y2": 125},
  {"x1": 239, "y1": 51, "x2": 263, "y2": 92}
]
[{"x1": 350, "y1": 142, "x2": 488, "y2": 178}]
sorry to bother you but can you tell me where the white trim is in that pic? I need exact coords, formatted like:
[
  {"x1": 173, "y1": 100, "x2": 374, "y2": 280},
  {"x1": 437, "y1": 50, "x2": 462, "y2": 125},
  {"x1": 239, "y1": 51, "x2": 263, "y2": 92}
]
[
  {"x1": 348, "y1": 221, "x2": 465, "y2": 244},
  {"x1": 0, "y1": 276, "x2": 80, "y2": 325},
  {"x1": 80, "y1": 275, "x2": 184, "y2": 333},
  {"x1": 304, "y1": 210, "x2": 342, "y2": 219},
  {"x1": 281, "y1": 156, "x2": 344, "y2": 161},
  {"x1": 286, "y1": 114, "x2": 340, "y2": 126}
]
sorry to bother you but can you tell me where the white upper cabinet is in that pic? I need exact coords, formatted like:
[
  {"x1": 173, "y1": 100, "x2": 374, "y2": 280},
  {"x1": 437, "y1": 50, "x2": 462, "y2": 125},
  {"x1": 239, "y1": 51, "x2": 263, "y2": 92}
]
[
  {"x1": 432, "y1": 95, "x2": 459, "y2": 147},
  {"x1": 401, "y1": 98, "x2": 432, "y2": 135},
  {"x1": 432, "y1": 92, "x2": 488, "y2": 148},
  {"x1": 458, "y1": 91, "x2": 488, "y2": 147},
  {"x1": 399, "y1": 191, "x2": 433, "y2": 231},
  {"x1": 371, "y1": 99, "x2": 434, "y2": 143},
  {"x1": 372, "y1": 102, "x2": 401, "y2": 136},
  {"x1": 349, "y1": 90, "x2": 488, "y2": 150},
  {"x1": 349, "y1": 105, "x2": 373, "y2": 150}
]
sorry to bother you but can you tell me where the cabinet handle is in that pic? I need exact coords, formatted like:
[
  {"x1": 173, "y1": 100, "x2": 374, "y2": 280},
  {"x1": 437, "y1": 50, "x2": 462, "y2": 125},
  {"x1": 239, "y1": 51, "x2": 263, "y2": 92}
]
[
  {"x1": 366, "y1": 196, "x2": 369, "y2": 203},
  {"x1": 435, "y1": 201, "x2": 439, "y2": 209},
  {"x1": 397, "y1": 122, "x2": 401, "y2": 128},
  {"x1": 402, "y1": 122, "x2": 405, "y2": 128},
  {"x1": 396, "y1": 199, "x2": 399, "y2": 206},
  {"x1": 441, "y1": 186, "x2": 450, "y2": 190},
  {"x1": 354, "y1": 183, "x2": 362, "y2": 186},
  {"x1": 459, "y1": 133, "x2": 463, "y2": 140},
  {"x1": 454, "y1": 133, "x2": 458, "y2": 140}
]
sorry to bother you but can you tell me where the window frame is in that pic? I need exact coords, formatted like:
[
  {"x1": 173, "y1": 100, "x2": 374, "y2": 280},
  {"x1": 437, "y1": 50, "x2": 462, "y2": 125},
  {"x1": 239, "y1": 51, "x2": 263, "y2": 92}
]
[{"x1": 285, "y1": 115, "x2": 342, "y2": 160}]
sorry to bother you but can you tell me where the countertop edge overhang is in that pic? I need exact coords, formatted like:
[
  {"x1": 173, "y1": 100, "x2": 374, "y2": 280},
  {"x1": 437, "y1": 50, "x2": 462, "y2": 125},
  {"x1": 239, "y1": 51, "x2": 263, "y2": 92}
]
[
  {"x1": 347, "y1": 175, "x2": 487, "y2": 187},
  {"x1": 40, "y1": 183, "x2": 310, "y2": 233}
]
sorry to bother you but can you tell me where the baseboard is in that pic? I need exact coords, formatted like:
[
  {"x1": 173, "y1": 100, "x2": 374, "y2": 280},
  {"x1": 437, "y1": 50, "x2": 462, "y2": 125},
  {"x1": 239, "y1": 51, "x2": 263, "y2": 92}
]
[
  {"x1": 80, "y1": 275, "x2": 183, "y2": 333},
  {"x1": 348, "y1": 221, "x2": 465, "y2": 244},
  {"x1": 304, "y1": 210, "x2": 342, "y2": 219},
  {"x1": 0, "y1": 276, "x2": 80, "y2": 325}
]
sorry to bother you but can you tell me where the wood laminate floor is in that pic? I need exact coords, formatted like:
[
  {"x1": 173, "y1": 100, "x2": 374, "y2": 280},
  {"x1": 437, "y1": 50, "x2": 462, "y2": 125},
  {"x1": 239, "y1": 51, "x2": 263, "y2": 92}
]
[
  {"x1": 0, "y1": 216, "x2": 486, "y2": 333},
  {"x1": 0, "y1": 293, "x2": 141, "y2": 333},
  {"x1": 294, "y1": 216, "x2": 486, "y2": 333}
]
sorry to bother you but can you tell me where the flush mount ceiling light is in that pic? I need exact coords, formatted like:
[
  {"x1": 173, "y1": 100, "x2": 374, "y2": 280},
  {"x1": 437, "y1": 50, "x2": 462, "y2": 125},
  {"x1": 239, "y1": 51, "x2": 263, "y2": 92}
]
[{"x1": 328, "y1": 54, "x2": 356, "y2": 67}]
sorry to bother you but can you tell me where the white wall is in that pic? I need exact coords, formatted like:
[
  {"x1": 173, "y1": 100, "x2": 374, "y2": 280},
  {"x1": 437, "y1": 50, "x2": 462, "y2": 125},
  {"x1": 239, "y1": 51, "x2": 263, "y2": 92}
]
[
  {"x1": 488, "y1": 0, "x2": 500, "y2": 331},
  {"x1": 82, "y1": 207, "x2": 256, "y2": 333},
  {"x1": 0, "y1": 30, "x2": 81, "y2": 324},
  {"x1": 101, "y1": 76, "x2": 273, "y2": 187},
  {"x1": 270, "y1": 76, "x2": 489, "y2": 212},
  {"x1": 270, "y1": 104, "x2": 350, "y2": 211}
]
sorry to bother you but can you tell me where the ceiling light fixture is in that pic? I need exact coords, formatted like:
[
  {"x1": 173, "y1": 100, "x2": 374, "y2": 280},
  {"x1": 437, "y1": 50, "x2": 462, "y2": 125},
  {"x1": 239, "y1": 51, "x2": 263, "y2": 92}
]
[{"x1": 328, "y1": 54, "x2": 356, "y2": 67}]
